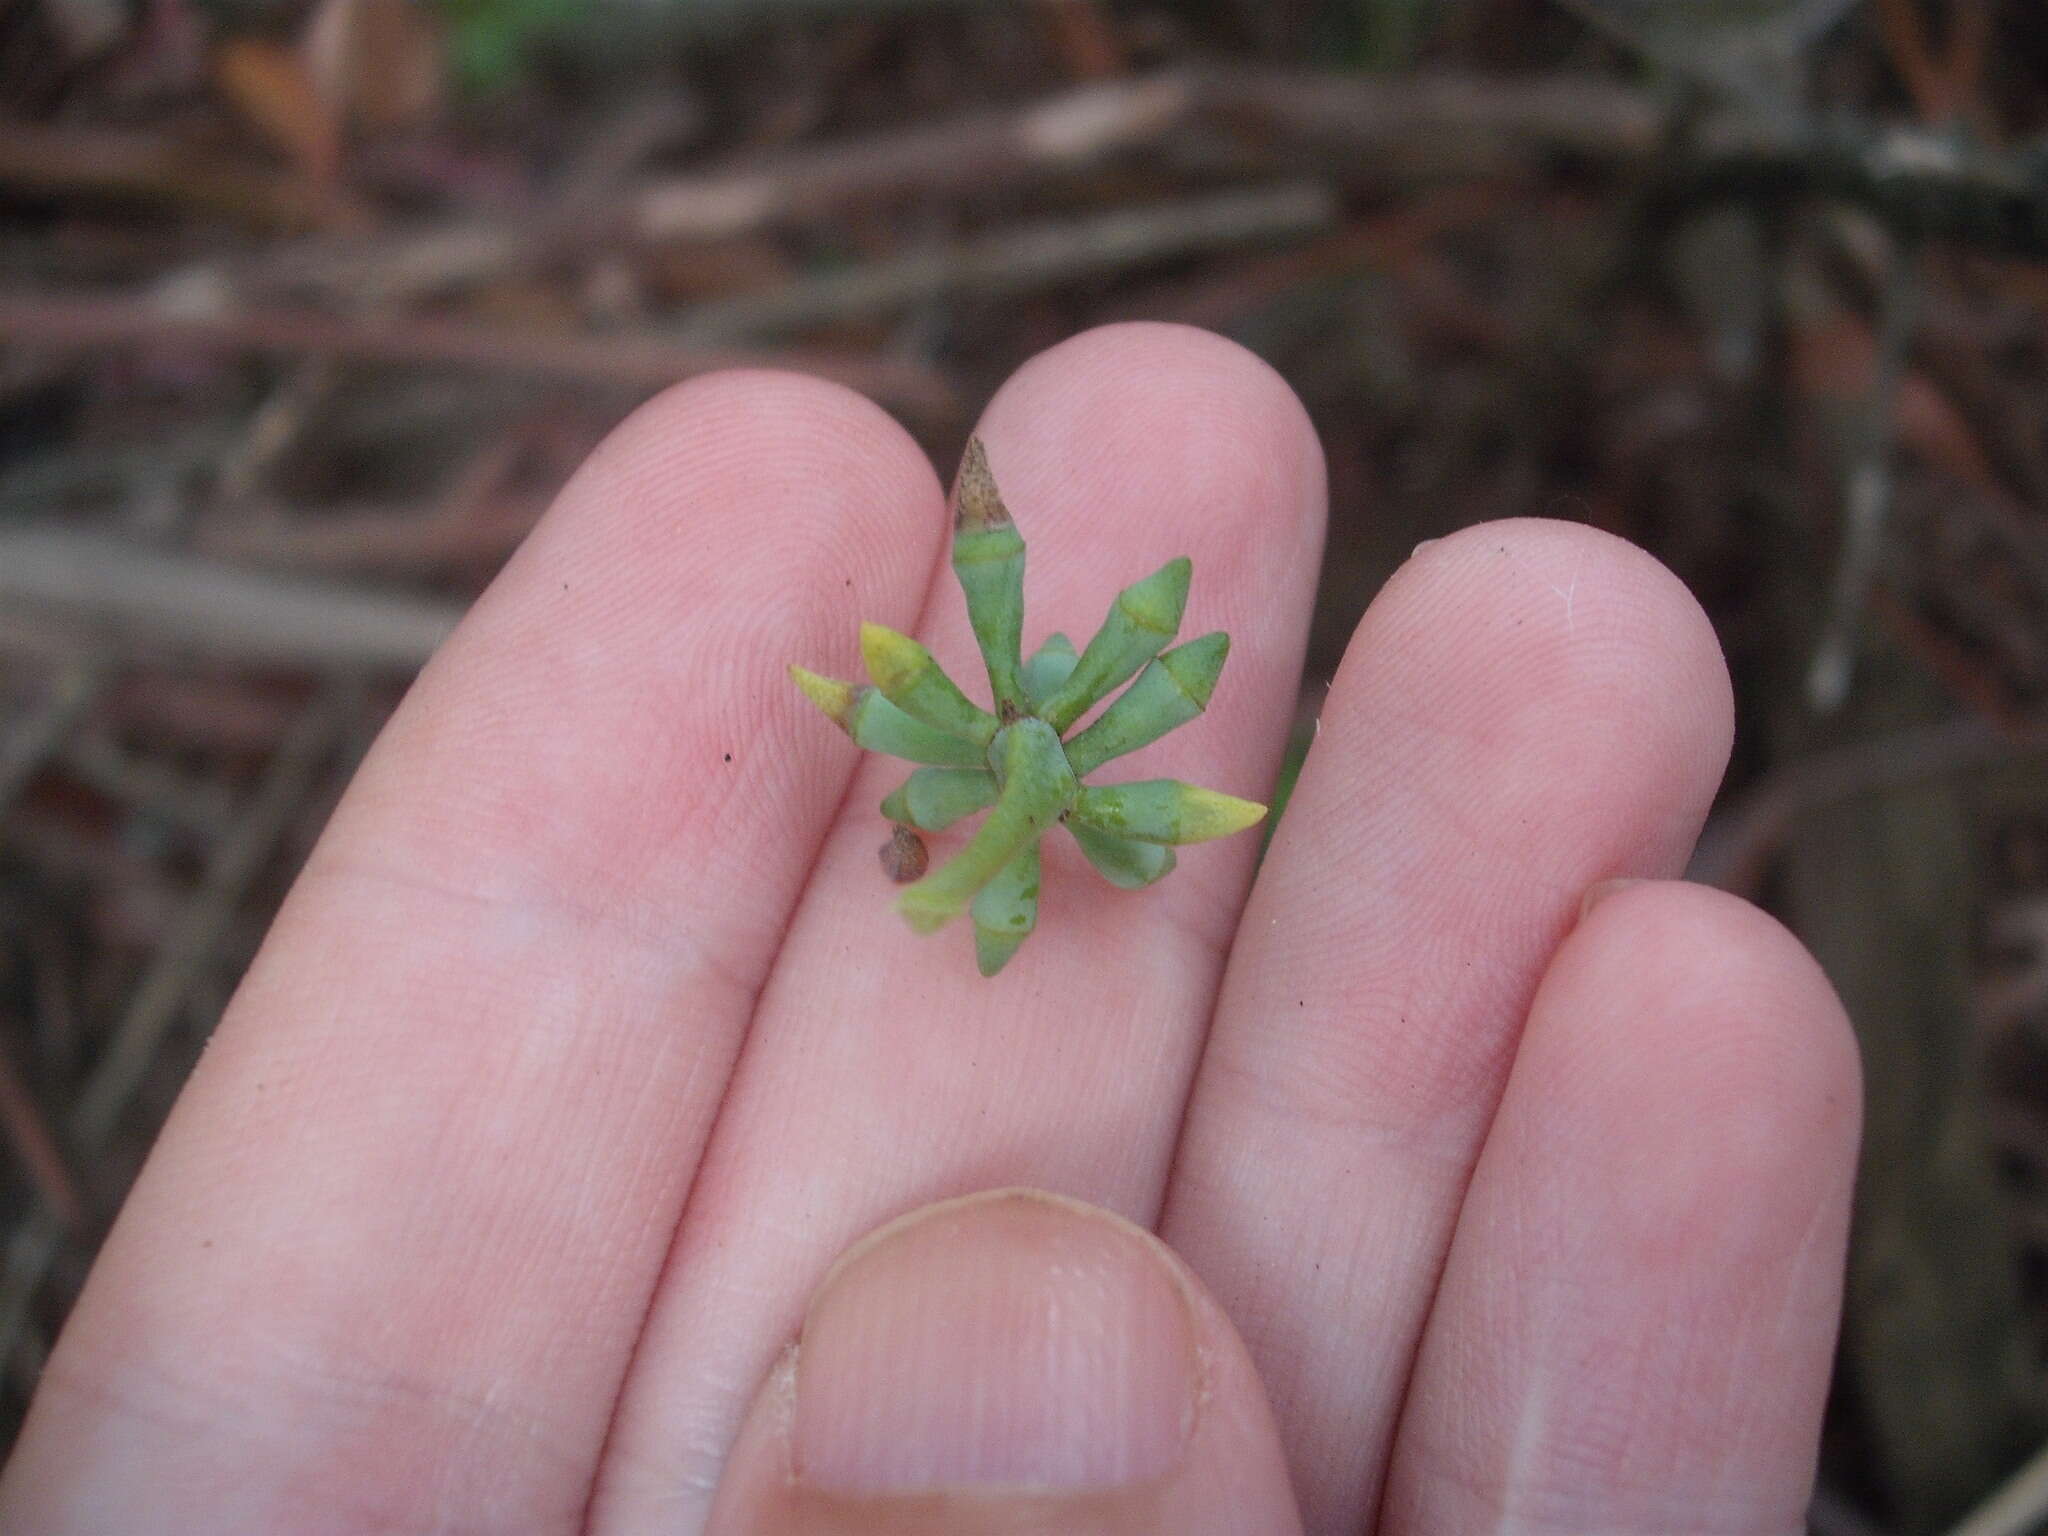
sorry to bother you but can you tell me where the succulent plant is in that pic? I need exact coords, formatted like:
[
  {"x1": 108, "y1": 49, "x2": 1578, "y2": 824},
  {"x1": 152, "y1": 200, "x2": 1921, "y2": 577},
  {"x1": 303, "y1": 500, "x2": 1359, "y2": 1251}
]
[{"x1": 790, "y1": 438, "x2": 1266, "y2": 977}]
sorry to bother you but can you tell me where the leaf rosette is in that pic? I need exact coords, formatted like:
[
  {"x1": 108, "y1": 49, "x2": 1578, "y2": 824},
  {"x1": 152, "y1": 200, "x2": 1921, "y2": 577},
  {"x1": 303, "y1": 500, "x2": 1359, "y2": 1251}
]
[{"x1": 791, "y1": 439, "x2": 1264, "y2": 976}]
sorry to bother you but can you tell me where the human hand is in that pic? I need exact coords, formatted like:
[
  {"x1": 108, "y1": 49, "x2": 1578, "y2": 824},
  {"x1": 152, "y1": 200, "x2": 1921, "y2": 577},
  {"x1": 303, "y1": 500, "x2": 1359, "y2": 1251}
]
[{"x1": 1, "y1": 325, "x2": 1860, "y2": 1535}]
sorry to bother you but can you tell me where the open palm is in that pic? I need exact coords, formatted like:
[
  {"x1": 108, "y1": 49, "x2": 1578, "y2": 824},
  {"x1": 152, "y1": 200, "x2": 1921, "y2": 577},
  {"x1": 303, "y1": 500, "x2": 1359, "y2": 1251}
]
[{"x1": 1, "y1": 325, "x2": 1859, "y2": 1535}]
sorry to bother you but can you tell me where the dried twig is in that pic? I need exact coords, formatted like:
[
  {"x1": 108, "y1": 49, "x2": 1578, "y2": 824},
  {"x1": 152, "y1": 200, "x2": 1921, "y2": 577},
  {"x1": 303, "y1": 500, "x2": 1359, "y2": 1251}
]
[
  {"x1": 1200, "y1": 66, "x2": 1664, "y2": 165},
  {"x1": 1691, "y1": 713, "x2": 2048, "y2": 897},
  {"x1": 1807, "y1": 244, "x2": 1921, "y2": 712},
  {"x1": 227, "y1": 70, "x2": 1660, "y2": 307},
  {"x1": 636, "y1": 73, "x2": 1199, "y2": 239},
  {"x1": 0, "y1": 123, "x2": 367, "y2": 229},
  {"x1": 0, "y1": 1041, "x2": 82, "y2": 1234},
  {"x1": 236, "y1": 94, "x2": 701, "y2": 304},
  {"x1": 195, "y1": 495, "x2": 546, "y2": 576},
  {"x1": 0, "y1": 659, "x2": 108, "y2": 822},
  {"x1": 0, "y1": 292, "x2": 955, "y2": 417},
  {"x1": 0, "y1": 684, "x2": 358, "y2": 1370},
  {"x1": 56, "y1": 732, "x2": 236, "y2": 840},
  {"x1": 678, "y1": 182, "x2": 1336, "y2": 342},
  {"x1": 72, "y1": 685, "x2": 357, "y2": 1148},
  {"x1": 0, "y1": 526, "x2": 464, "y2": 669},
  {"x1": 1945, "y1": 1436, "x2": 2048, "y2": 1536},
  {"x1": 1877, "y1": 0, "x2": 1994, "y2": 127},
  {"x1": 1651, "y1": 116, "x2": 2048, "y2": 260}
]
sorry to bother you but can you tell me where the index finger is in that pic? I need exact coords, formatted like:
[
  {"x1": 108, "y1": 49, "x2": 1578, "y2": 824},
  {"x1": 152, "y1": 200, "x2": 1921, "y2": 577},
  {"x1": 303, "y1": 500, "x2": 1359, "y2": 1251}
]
[{"x1": 1, "y1": 373, "x2": 945, "y2": 1530}]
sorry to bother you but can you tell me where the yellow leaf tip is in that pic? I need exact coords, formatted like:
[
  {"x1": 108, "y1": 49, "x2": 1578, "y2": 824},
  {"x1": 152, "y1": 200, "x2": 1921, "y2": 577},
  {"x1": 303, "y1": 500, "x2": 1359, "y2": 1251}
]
[
  {"x1": 897, "y1": 885, "x2": 956, "y2": 935},
  {"x1": 1189, "y1": 787, "x2": 1268, "y2": 840},
  {"x1": 789, "y1": 664, "x2": 856, "y2": 726},
  {"x1": 859, "y1": 622, "x2": 923, "y2": 691}
]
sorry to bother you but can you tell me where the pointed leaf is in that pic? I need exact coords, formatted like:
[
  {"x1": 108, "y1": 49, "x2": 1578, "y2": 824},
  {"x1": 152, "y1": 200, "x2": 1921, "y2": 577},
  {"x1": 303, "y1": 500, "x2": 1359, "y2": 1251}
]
[
  {"x1": 951, "y1": 438, "x2": 1028, "y2": 714},
  {"x1": 789, "y1": 666, "x2": 986, "y2": 768},
  {"x1": 971, "y1": 842, "x2": 1039, "y2": 976},
  {"x1": 1039, "y1": 556, "x2": 1190, "y2": 732},
  {"x1": 1067, "y1": 821, "x2": 1176, "y2": 889},
  {"x1": 1069, "y1": 778, "x2": 1266, "y2": 846},
  {"x1": 879, "y1": 766, "x2": 998, "y2": 831},
  {"x1": 1063, "y1": 630, "x2": 1229, "y2": 777},
  {"x1": 861, "y1": 623, "x2": 998, "y2": 746},
  {"x1": 1022, "y1": 632, "x2": 1078, "y2": 707}
]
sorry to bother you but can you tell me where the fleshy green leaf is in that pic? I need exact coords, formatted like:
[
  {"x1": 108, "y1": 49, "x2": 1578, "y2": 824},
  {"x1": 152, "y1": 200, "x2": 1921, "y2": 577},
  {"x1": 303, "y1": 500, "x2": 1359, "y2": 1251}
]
[
  {"x1": 1022, "y1": 632, "x2": 1078, "y2": 707},
  {"x1": 1063, "y1": 631, "x2": 1229, "y2": 777},
  {"x1": 1069, "y1": 779, "x2": 1266, "y2": 846},
  {"x1": 1038, "y1": 557, "x2": 1190, "y2": 733},
  {"x1": 1067, "y1": 821, "x2": 1176, "y2": 889},
  {"x1": 860, "y1": 623, "x2": 999, "y2": 746},
  {"x1": 880, "y1": 766, "x2": 998, "y2": 831},
  {"x1": 789, "y1": 666, "x2": 987, "y2": 768},
  {"x1": 951, "y1": 438, "x2": 1028, "y2": 715},
  {"x1": 972, "y1": 842, "x2": 1040, "y2": 976}
]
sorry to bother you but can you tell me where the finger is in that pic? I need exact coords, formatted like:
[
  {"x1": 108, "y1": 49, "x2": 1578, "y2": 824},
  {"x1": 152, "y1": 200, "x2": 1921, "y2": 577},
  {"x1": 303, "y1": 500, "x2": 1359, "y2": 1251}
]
[
  {"x1": 1158, "y1": 521, "x2": 1735, "y2": 1532},
  {"x1": 0, "y1": 374, "x2": 944, "y2": 1531},
  {"x1": 1382, "y1": 880, "x2": 1860, "y2": 1534},
  {"x1": 594, "y1": 323, "x2": 1325, "y2": 1527},
  {"x1": 704, "y1": 1189, "x2": 1302, "y2": 1536}
]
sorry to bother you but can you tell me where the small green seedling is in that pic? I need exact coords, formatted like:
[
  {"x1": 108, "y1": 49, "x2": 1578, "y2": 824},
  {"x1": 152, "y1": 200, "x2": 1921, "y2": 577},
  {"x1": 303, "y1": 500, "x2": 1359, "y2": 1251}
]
[{"x1": 791, "y1": 438, "x2": 1265, "y2": 976}]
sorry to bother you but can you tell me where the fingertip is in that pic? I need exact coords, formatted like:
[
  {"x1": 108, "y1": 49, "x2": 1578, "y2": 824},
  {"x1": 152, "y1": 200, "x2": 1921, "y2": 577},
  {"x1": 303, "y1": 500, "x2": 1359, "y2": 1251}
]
[
  {"x1": 561, "y1": 367, "x2": 937, "y2": 520},
  {"x1": 1389, "y1": 517, "x2": 1735, "y2": 787},
  {"x1": 1563, "y1": 878, "x2": 1863, "y2": 1167},
  {"x1": 971, "y1": 322, "x2": 1326, "y2": 591},
  {"x1": 1383, "y1": 878, "x2": 1860, "y2": 1534}
]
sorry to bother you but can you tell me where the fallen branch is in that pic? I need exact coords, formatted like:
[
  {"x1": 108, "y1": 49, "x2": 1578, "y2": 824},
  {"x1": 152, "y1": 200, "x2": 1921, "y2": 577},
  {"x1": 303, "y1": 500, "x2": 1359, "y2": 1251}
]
[
  {"x1": 1690, "y1": 713, "x2": 2048, "y2": 896},
  {"x1": 0, "y1": 658, "x2": 107, "y2": 821},
  {"x1": 0, "y1": 526, "x2": 463, "y2": 670},
  {"x1": 0, "y1": 122, "x2": 366, "y2": 229},
  {"x1": 678, "y1": 182, "x2": 1337, "y2": 342},
  {"x1": 635, "y1": 73, "x2": 1199, "y2": 239},
  {"x1": 1200, "y1": 66, "x2": 1664, "y2": 165},
  {"x1": 228, "y1": 69, "x2": 1657, "y2": 304},
  {"x1": 0, "y1": 292, "x2": 955, "y2": 417},
  {"x1": 0, "y1": 684, "x2": 358, "y2": 1373}
]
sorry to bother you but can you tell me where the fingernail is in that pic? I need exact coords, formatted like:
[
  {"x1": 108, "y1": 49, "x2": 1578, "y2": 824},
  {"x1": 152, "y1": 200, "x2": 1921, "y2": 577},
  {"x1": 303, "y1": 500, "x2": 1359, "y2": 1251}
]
[
  {"x1": 1410, "y1": 537, "x2": 1441, "y2": 559},
  {"x1": 792, "y1": 1189, "x2": 1198, "y2": 1496},
  {"x1": 1580, "y1": 876, "x2": 1646, "y2": 922}
]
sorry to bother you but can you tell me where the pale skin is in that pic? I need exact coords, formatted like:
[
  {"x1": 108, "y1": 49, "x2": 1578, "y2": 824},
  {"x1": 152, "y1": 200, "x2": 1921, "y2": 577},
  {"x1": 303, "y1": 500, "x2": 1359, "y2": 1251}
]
[{"x1": 1, "y1": 324, "x2": 1861, "y2": 1535}]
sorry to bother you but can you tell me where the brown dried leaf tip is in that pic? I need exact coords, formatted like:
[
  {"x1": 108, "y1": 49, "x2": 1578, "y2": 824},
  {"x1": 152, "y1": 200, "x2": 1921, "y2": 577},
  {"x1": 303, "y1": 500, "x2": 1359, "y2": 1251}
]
[{"x1": 951, "y1": 435, "x2": 1012, "y2": 532}]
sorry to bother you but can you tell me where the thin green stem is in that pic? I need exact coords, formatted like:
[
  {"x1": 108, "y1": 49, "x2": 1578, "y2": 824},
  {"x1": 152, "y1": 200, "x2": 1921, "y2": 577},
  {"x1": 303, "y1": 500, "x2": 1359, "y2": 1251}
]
[{"x1": 898, "y1": 719, "x2": 1074, "y2": 934}]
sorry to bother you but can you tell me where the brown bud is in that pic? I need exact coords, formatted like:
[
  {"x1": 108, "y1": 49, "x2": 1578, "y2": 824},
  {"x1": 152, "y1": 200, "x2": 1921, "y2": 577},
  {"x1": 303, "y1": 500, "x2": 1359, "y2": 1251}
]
[{"x1": 879, "y1": 823, "x2": 929, "y2": 883}]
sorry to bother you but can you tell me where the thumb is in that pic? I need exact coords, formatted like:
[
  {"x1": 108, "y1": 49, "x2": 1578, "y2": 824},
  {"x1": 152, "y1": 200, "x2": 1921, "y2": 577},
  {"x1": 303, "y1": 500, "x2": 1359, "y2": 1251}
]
[{"x1": 704, "y1": 1188, "x2": 1303, "y2": 1536}]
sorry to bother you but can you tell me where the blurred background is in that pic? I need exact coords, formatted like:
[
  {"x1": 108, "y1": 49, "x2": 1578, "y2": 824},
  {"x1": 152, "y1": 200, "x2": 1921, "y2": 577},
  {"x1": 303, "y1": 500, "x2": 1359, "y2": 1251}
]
[{"x1": 2, "y1": 0, "x2": 2047, "y2": 1528}]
